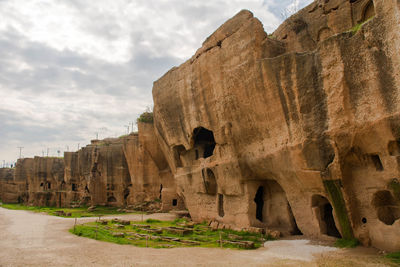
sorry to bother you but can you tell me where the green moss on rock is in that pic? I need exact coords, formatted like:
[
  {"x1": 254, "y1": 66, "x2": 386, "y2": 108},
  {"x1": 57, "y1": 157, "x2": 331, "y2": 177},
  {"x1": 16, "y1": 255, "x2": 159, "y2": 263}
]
[
  {"x1": 323, "y1": 180, "x2": 354, "y2": 240},
  {"x1": 388, "y1": 179, "x2": 400, "y2": 201}
]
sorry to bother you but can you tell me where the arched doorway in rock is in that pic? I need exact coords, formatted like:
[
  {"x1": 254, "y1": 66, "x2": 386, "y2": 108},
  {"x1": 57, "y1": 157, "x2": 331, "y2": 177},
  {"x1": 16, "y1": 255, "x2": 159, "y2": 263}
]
[
  {"x1": 312, "y1": 195, "x2": 341, "y2": 238},
  {"x1": 193, "y1": 127, "x2": 216, "y2": 158},
  {"x1": 253, "y1": 180, "x2": 301, "y2": 235},
  {"x1": 372, "y1": 190, "x2": 400, "y2": 225}
]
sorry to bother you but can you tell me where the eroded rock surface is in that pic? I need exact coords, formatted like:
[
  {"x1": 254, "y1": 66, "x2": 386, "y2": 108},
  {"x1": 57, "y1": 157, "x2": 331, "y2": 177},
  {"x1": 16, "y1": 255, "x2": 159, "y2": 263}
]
[
  {"x1": 0, "y1": 168, "x2": 23, "y2": 203},
  {"x1": 153, "y1": 0, "x2": 400, "y2": 251},
  {"x1": 1, "y1": 121, "x2": 184, "y2": 212},
  {"x1": 63, "y1": 137, "x2": 131, "y2": 207},
  {"x1": 123, "y1": 121, "x2": 184, "y2": 211}
]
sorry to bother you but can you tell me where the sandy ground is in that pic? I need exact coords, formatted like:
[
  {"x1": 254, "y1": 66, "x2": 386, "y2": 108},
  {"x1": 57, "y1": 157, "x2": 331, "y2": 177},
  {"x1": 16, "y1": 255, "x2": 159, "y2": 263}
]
[{"x1": 0, "y1": 208, "x2": 393, "y2": 267}]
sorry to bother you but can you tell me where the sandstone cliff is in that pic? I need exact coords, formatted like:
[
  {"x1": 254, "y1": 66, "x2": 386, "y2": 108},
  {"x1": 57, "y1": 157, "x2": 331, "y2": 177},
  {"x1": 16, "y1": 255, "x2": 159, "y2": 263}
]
[
  {"x1": 0, "y1": 167, "x2": 24, "y2": 203},
  {"x1": 64, "y1": 138, "x2": 131, "y2": 207},
  {"x1": 2, "y1": 122, "x2": 184, "y2": 212},
  {"x1": 153, "y1": 0, "x2": 400, "y2": 251},
  {"x1": 123, "y1": 121, "x2": 184, "y2": 211}
]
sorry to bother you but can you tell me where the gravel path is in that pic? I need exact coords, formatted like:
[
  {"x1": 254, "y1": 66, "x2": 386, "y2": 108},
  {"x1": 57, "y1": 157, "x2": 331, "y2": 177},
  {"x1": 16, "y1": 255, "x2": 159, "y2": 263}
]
[{"x1": 0, "y1": 207, "x2": 388, "y2": 267}]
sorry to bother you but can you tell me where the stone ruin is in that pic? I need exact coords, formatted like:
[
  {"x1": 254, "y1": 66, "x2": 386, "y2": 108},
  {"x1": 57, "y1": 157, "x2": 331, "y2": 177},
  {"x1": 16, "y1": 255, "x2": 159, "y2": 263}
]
[
  {"x1": 152, "y1": 0, "x2": 400, "y2": 252},
  {"x1": 0, "y1": 0, "x2": 399, "y2": 253},
  {"x1": 0, "y1": 121, "x2": 184, "y2": 212}
]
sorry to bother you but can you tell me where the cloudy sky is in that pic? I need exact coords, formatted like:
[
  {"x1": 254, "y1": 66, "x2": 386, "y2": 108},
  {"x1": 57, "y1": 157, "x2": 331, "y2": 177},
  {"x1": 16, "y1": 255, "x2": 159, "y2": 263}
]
[{"x1": 0, "y1": 0, "x2": 312, "y2": 165}]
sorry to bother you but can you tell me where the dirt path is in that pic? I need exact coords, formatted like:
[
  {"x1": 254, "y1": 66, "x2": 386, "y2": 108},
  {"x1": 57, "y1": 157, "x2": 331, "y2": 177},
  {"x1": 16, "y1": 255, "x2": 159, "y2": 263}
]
[{"x1": 0, "y1": 208, "x2": 391, "y2": 267}]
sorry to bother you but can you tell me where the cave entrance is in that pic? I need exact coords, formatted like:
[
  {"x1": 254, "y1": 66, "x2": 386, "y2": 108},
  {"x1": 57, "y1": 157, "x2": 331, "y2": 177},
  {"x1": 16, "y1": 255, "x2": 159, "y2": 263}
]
[
  {"x1": 193, "y1": 127, "x2": 216, "y2": 158},
  {"x1": 159, "y1": 184, "x2": 163, "y2": 200},
  {"x1": 312, "y1": 195, "x2": 341, "y2": 238},
  {"x1": 372, "y1": 190, "x2": 400, "y2": 225},
  {"x1": 107, "y1": 196, "x2": 117, "y2": 203},
  {"x1": 254, "y1": 180, "x2": 301, "y2": 235},
  {"x1": 254, "y1": 186, "x2": 264, "y2": 222}
]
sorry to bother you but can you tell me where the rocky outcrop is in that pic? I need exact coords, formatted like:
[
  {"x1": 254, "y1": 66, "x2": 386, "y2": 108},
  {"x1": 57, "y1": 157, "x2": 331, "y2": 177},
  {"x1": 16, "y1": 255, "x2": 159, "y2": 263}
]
[
  {"x1": 26, "y1": 157, "x2": 65, "y2": 206},
  {"x1": 123, "y1": 121, "x2": 185, "y2": 211},
  {"x1": 2, "y1": 123, "x2": 184, "y2": 212},
  {"x1": 0, "y1": 167, "x2": 25, "y2": 203},
  {"x1": 64, "y1": 138, "x2": 131, "y2": 207},
  {"x1": 153, "y1": 0, "x2": 400, "y2": 251}
]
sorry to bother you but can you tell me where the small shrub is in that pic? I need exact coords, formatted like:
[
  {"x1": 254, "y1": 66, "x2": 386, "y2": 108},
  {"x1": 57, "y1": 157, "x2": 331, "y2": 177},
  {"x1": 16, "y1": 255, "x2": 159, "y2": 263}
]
[
  {"x1": 137, "y1": 112, "x2": 153, "y2": 123},
  {"x1": 334, "y1": 238, "x2": 359, "y2": 248},
  {"x1": 385, "y1": 252, "x2": 400, "y2": 264}
]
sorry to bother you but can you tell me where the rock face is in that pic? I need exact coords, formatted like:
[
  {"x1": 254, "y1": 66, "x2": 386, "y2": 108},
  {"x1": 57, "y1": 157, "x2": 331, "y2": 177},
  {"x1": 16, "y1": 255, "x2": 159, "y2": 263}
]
[
  {"x1": 153, "y1": 0, "x2": 400, "y2": 252},
  {"x1": 0, "y1": 167, "x2": 25, "y2": 203},
  {"x1": 123, "y1": 121, "x2": 185, "y2": 211},
  {"x1": 1, "y1": 121, "x2": 184, "y2": 212},
  {"x1": 26, "y1": 157, "x2": 65, "y2": 206},
  {"x1": 64, "y1": 138, "x2": 131, "y2": 207}
]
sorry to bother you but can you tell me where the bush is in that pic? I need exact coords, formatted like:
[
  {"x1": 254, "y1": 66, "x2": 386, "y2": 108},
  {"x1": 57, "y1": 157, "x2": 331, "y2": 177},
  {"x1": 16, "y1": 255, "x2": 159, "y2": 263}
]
[{"x1": 137, "y1": 112, "x2": 153, "y2": 123}]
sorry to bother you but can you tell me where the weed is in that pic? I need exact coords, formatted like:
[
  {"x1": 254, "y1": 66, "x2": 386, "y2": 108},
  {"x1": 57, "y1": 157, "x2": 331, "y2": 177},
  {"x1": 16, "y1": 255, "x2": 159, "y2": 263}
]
[
  {"x1": 334, "y1": 238, "x2": 359, "y2": 248},
  {"x1": 385, "y1": 252, "x2": 400, "y2": 264}
]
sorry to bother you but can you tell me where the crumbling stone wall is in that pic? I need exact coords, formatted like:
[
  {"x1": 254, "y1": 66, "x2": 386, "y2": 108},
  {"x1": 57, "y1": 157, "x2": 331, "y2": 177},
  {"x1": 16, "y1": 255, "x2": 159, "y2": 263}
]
[
  {"x1": 153, "y1": 0, "x2": 400, "y2": 251},
  {"x1": 123, "y1": 121, "x2": 185, "y2": 211}
]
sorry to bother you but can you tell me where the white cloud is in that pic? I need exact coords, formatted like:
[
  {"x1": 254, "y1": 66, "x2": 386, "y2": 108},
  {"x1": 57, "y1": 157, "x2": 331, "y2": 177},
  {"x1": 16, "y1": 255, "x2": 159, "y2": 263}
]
[{"x1": 0, "y1": 0, "x2": 313, "y2": 164}]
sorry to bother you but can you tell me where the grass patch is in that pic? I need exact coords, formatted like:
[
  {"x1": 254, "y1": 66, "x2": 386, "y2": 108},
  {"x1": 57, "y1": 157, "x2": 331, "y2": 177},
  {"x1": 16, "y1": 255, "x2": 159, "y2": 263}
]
[
  {"x1": 145, "y1": 218, "x2": 161, "y2": 223},
  {"x1": 334, "y1": 238, "x2": 359, "y2": 248},
  {"x1": 71, "y1": 219, "x2": 270, "y2": 249},
  {"x1": 0, "y1": 203, "x2": 139, "y2": 218},
  {"x1": 385, "y1": 252, "x2": 400, "y2": 264}
]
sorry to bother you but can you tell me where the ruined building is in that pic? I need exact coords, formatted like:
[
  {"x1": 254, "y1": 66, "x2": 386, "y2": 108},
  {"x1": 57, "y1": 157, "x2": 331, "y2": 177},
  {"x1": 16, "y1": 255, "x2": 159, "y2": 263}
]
[
  {"x1": 0, "y1": 120, "x2": 183, "y2": 212},
  {"x1": 153, "y1": 0, "x2": 400, "y2": 252}
]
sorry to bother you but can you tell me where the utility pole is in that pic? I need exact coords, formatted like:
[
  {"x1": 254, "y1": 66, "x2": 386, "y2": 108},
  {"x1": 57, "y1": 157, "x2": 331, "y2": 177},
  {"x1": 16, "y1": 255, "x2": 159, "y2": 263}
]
[
  {"x1": 78, "y1": 143, "x2": 80, "y2": 150},
  {"x1": 2, "y1": 160, "x2": 5, "y2": 168},
  {"x1": 130, "y1": 122, "x2": 134, "y2": 133},
  {"x1": 46, "y1": 148, "x2": 49, "y2": 157},
  {"x1": 95, "y1": 132, "x2": 99, "y2": 140},
  {"x1": 17, "y1": 147, "x2": 24, "y2": 159},
  {"x1": 66, "y1": 145, "x2": 69, "y2": 152},
  {"x1": 124, "y1": 125, "x2": 129, "y2": 135}
]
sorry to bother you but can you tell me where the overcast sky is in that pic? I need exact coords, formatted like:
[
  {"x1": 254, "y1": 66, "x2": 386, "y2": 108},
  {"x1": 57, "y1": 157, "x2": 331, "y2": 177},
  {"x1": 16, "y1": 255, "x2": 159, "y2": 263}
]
[{"x1": 0, "y1": 0, "x2": 312, "y2": 165}]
